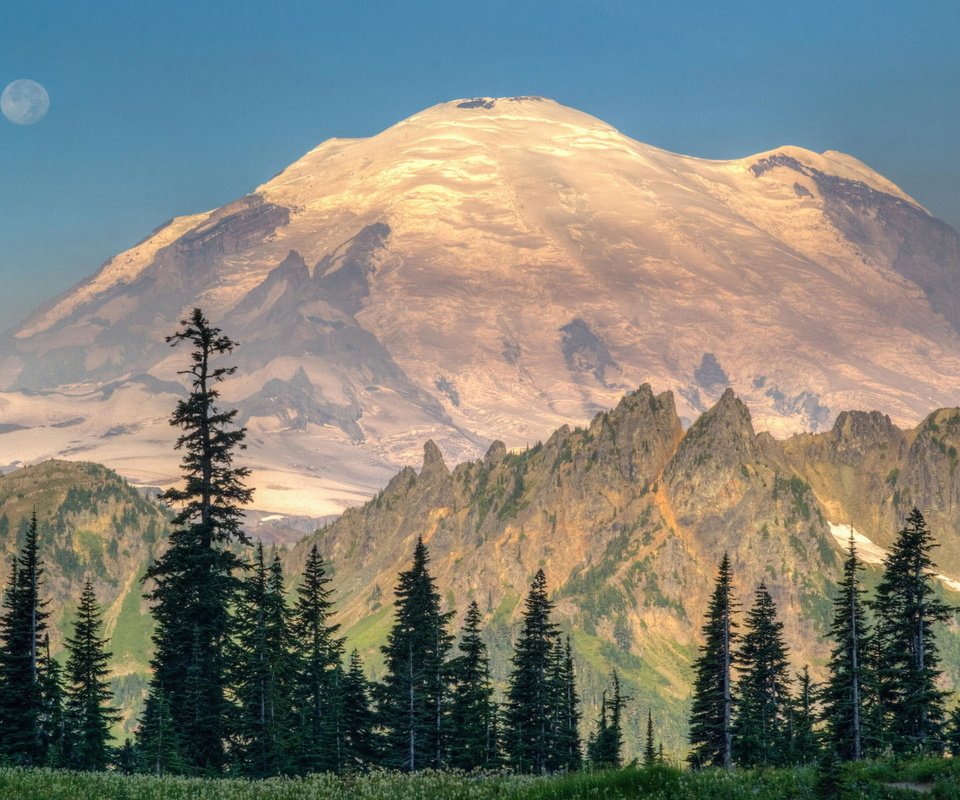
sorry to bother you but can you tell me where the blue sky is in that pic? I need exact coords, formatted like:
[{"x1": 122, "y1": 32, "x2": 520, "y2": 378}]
[{"x1": 1, "y1": 0, "x2": 958, "y2": 329}]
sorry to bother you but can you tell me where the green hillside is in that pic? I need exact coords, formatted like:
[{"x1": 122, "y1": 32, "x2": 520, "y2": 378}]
[{"x1": 0, "y1": 460, "x2": 169, "y2": 733}]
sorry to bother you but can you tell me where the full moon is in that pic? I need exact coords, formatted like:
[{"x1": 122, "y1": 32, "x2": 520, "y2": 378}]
[{"x1": 1, "y1": 80, "x2": 50, "y2": 125}]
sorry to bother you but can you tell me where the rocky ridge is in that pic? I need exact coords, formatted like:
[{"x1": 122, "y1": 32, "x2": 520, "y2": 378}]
[{"x1": 289, "y1": 384, "x2": 960, "y2": 750}]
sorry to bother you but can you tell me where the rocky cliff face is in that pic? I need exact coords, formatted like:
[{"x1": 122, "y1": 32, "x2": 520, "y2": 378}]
[
  {"x1": 290, "y1": 385, "x2": 960, "y2": 751},
  {"x1": 2, "y1": 97, "x2": 960, "y2": 516}
]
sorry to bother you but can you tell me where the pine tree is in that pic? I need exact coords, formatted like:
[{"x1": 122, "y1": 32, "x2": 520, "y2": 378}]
[
  {"x1": 377, "y1": 537, "x2": 454, "y2": 771},
  {"x1": 505, "y1": 569, "x2": 560, "y2": 774},
  {"x1": 136, "y1": 686, "x2": 187, "y2": 776},
  {"x1": 869, "y1": 508, "x2": 953, "y2": 754},
  {"x1": 791, "y1": 666, "x2": 820, "y2": 765},
  {"x1": 448, "y1": 600, "x2": 498, "y2": 770},
  {"x1": 688, "y1": 553, "x2": 738, "y2": 769},
  {"x1": 0, "y1": 512, "x2": 51, "y2": 764},
  {"x1": 141, "y1": 309, "x2": 253, "y2": 774},
  {"x1": 551, "y1": 636, "x2": 581, "y2": 772},
  {"x1": 39, "y1": 633, "x2": 67, "y2": 768},
  {"x1": 289, "y1": 544, "x2": 344, "y2": 773},
  {"x1": 604, "y1": 671, "x2": 626, "y2": 769},
  {"x1": 946, "y1": 704, "x2": 960, "y2": 757},
  {"x1": 733, "y1": 583, "x2": 793, "y2": 768},
  {"x1": 115, "y1": 738, "x2": 136, "y2": 774},
  {"x1": 586, "y1": 690, "x2": 608, "y2": 768},
  {"x1": 341, "y1": 650, "x2": 377, "y2": 769},
  {"x1": 644, "y1": 709, "x2": 656, "y2": 767},
  {"x1": 63, "y1": 579, "x2": 119, "y2": 770},
  {"x1": 822, "y1": 534, "x2": 869, "y2": 760},
  {"x1": 229, "y1": 545, "x2": 296, "y2": 777}
]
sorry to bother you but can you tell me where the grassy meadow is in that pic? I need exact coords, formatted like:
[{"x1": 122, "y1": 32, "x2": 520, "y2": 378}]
[{"x1": 1, "y1": 760, "x2": 957, "y2": 800}]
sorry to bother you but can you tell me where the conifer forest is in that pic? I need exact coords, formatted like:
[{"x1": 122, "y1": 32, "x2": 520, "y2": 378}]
[{"x1": 2, "y1": 310, "x2": 960, "y2": 799}]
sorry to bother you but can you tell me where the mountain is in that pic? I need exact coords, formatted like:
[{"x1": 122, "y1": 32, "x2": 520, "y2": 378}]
[
  {"x1": 2, "y1": 96, "x2": 960, "y2": 515},
  {"x1": 288, "y1": 385, "x2": 960, "y2": 751},
  {"x1": 0, "y1": 460, "x2": 169, "y2": 731}
]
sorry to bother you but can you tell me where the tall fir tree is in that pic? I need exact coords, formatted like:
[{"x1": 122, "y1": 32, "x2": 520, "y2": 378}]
[
  {"x1": 39, "y1": 634, "x2": 67, "y2": 768},
  {"x1": 644, "y1": 709, "x2": 656, "y2": 767},
  {"x1": 549, "y1": 636, "x2": 581, "y2": 772},
  {"x1": 341, "y1": 650, "x2": 377, "y2": 770},
  {"x1": 289, "y1": 544, "x2": 344, "y2": 773},
  {"x1": 448, "y1": 600, "x2": 499, "y2": 770},
  {"x1": 505, "y1": 569, "x2": 560, "y2": 774},
  {"x1": 869, "y1": 508, "x2": 953, "y2": 754},
  {"x1": 63, "y1": 578, "x2": 119, "y2": 770},
  {"x1": 688, "y1": 553, "x2": 738, "y2": 769},
  {"x1": 141, "y1": 309, "x2": 253, "y2": 774},
  {"x1": 946, "y1": 704, "x2": 960, "y2": 758},
  {"x1": 136, "y1": 686, "x2": 186, "y2": 776},
  {"x1": 377, "y1": 537, "x2": 453, "y2": 771},
  {"x1": 791, "y1": 666, "x2": 820, "y2": 765},
  {"x1": 821, "y1": 534, "x2": 870, "y2": 760},
  {"x1": 587, "y1": 672, "x2": 626, "y2": 768},
  {"x1": 586, "y1": 689, "x2": 608, "y2": 768},
  {"x1": 229, "y1": 545, "x2": 296, "y2": 777},
  {"x1": 0, "y1": 512, "x2": 51, "y2": 764},
  {"x1": 733, "y1": 583, "x2": 793, "y2": 768}
]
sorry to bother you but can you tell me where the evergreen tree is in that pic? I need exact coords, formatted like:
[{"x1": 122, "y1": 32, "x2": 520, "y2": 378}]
[
  {"x1": 229, "y1": 545, "x2": 296, "y2": 777},
  {"x1": 136, "y1": 687, "x2": 187, "y2": 776},
  {"x1": 814, "y1": 748, "x2": 844, "y2": 800},
  {"x1": 377, "y1": 537, "x2": 453, "y2": 771},
  {"x1": 586, "y1": 690, "x2": 608, "y2": 768},
  {"x1": 822, "y1": 534, "x2": 869, "y2": 760},
  {"x1": 688, "y1": 553, "x2": 738, "y2": 769},
  {"x1": 644, "y1": 709, "x2": 656, "y2": 767},
  {"x1": 39, "y1": 633, "x2": 67, "y2": 768},
  {"x1": 869, "y1": 508, "x2": 953, "y2": 754},
  {"x1": 505, "y1": 569, "x2": 560, "y2": 774},
  {"x1": 791, "y1": 666, "x2": 820, "y2": 765},
  {"x1": 289, "y1": 544, "x2": 344, "y2": 773},
  {"x1": 733, "y1": 583, "x2": 793, "y2": 768},
  {"x1": 341, "y1": 650, "x2": 377, "y2": 769},
  {"x1": 0, "y1": 512, "x2": 51, "y2": 764},
  {"x1": 115, "y1": 738, "x2": 136, "y2": 774},
  {"x1": 448, "y1": 600, "x2": 498, "y2": 770},
  {"x1": 141, "y1": 309, "x2": 253, "y2": 774},
  {"x1": 862, "y1": 630, "x2": 892, "y2": 757},
  {"x1": 946, "y1": 704, "x2": 960, "y2": 757},
  {"x1": 63, "y1": 579, "x2": 119, "y2": 770},
  {"x1": 549, "y1": 636, "x2": 581, "y2": 772},
  {"x1": 587, "y1": 672, "x2": 626, "y2": 768}
]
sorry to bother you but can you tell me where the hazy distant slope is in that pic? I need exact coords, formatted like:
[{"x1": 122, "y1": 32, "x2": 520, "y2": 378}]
[{"x1": 2, "y1": 96, "x2": 959, "y2": 515}]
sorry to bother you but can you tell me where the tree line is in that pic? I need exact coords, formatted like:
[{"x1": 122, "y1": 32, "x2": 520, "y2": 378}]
[
  {"x1": 3, "y1": 307, "x2": 958, "y2": 778},
  {"x1": 0, "y1": 309, "x2": 653, "y2": 776},
  {"x1": 688, "y1": 508, "x2": 960, "y2": 769}
]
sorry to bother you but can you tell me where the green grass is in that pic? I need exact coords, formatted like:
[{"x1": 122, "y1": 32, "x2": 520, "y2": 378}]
[
  {"x1": 2, "y1": 759, "x2": 955, "y2": 800},
  {"x1": 107, "y1": 564, "x2": 153, "y2": 668}
]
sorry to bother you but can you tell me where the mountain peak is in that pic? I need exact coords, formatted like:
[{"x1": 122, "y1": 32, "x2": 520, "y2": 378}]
[
  {"x1": 2, "y1": 97, "x2": 959, "y2": 516},
  {"x1": 420, "y1": 440, "x2": 450, "y2": 481}
]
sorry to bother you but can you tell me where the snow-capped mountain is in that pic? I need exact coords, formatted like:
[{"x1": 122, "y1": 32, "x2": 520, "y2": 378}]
[{"x1": 2, "y1": 96, "x2": 959, "y2": 515}]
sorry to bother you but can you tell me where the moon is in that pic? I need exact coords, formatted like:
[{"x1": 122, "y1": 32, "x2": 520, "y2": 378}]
[{"x1": 2, "y1": 80, "x2": 50, "y2": 126}]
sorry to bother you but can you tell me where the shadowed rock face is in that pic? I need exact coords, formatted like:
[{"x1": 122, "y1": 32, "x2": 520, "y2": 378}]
[
  {"x1": 173, "y1": 195, "x2": 290, "y2": 273},
  {"x1": 5, "y1": 193, "x2": 291, "y2": 389},
  {"x1": 560, "y1": 318, "x2": 618, "y2": 386},
  {"x1": 753, "y1": 153, "x2": 960, "y2": 332}
]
